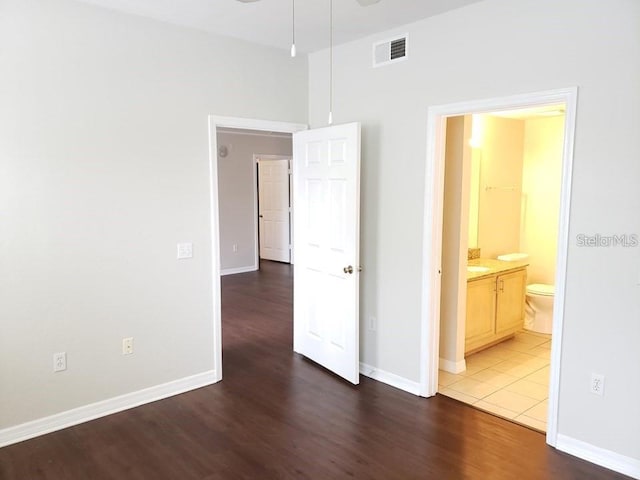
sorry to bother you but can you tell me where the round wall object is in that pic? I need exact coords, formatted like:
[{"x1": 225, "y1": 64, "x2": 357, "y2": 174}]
[{"x1": 218, "y1": 145, "x2": 228, "y2": 158}]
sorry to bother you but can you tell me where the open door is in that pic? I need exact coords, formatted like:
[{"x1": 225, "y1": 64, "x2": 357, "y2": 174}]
[
  {"x1": 292, "y1": 122, "x2": 361, "y2": 384},
  {"x1": 258, "y1": 158, "x2": 291, "y2": 263}
]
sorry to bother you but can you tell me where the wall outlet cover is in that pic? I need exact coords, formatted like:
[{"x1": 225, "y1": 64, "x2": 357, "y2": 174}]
[
  {"x1": 122, "y1": 337, "x2": 134, "y2": 355},
  {"x1": 590, "y1": 373, "x2": 605, "y2": 396},
  {"x1": 53, "y1": 352, "x2": 67, "y2": 372},
  {"x1": 177, "y1": 243, "x2": 193, "y2": 259}
]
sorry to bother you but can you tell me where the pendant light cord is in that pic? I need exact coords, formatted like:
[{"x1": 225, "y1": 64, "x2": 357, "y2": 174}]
[
  {"x1": 290, "y1": 0, "x2": 296, "y2": 57},
  {"x1": 329, "y1": 0, "x2": 333, "y2": 124}
]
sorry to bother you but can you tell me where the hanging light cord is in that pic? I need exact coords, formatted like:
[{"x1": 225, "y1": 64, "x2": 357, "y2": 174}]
[
  {"x1": 328, "y1": 0, "x2": 333, "y2": 124},
  {"x1": 291, "y1": 0, "x2": 296, "y2": 57}
]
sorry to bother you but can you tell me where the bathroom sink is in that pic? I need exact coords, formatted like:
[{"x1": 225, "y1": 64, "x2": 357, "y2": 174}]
[{"x1": 467, "y1": 266, "x2": 491, "y2": 273}]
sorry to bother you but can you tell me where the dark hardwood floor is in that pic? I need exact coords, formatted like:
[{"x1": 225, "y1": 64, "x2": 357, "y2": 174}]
[{"x1": 0, "y1": 260, "x2": 629, "y2": 479}]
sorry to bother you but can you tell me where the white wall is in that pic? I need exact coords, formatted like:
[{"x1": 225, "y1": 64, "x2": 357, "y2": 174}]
[
  {"x1": 439, "y1": 116, "x2": 471, "y2": 369},
  {"x1": 217, "y1": 132, "x2": 292, "y2": 273},
  {"x1": 0, "y1": 0, "x2": 306, "y2": 430},
  {"x1": 309, "y1": 0, "x2": 640, "y2": 462},
  {"x1": 521, "y1": 116, "x2": 564, "y2": 285}
]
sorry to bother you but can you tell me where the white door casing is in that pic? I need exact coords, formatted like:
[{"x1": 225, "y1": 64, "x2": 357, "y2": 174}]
[
  {"x1": 258, "y1": 158, "x2": 291, "y2": 263},
  {"x1": 208, "y1": 115, "x2": 308, "y2": 384},
  {"x1": 292, "y1": 122, "x2": 361, "y2": 384},
  {"x1": 419, "y1": 88, "x2": 578, "y2": 448}
]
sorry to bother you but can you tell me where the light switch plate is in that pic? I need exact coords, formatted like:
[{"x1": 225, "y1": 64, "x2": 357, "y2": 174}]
[{"x1": 177, "y1": 242, "x2": 193, "y2": 259}]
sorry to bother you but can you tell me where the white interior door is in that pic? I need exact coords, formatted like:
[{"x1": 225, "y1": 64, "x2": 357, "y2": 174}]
[
  {"x1": 292, "y1": 122, "x2": 361, "y2": 384},
  {"x1": 258, "y1": 159, "x2": 291, "y2": 263}
]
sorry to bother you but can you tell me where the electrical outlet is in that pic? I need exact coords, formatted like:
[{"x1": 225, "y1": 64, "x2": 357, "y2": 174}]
[
  {"x1": 53, "y1": 352, "x2": 67, "y2": 372},
  {"x1": 590, "y1": 373, "x2": 605, "y2": 396},
  {"x1": 122, "y1": 337, "x2": 134, "y2": 355},
  {"x1": 368, "y1": 315, "x2": 377, "y2": 331},
  {"x1": 232, "y1": 244, "x2": 238, "y2": 253},
  {"x1": 177, "y1": 242, "x2": 193, "y2": 259}
]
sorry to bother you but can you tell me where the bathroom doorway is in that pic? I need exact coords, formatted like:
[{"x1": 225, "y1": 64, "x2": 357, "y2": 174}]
[{"x1": 419, "y1": 88, "x2": 578, "y2": 447}]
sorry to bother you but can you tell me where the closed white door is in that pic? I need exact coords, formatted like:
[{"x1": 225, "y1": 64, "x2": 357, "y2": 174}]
[
  {"x1": 292, "y1": 122, "x2": 361, "y2": 384},
  {"x1": 258, "y1": 158, "x2": 291, "y2": 263}
]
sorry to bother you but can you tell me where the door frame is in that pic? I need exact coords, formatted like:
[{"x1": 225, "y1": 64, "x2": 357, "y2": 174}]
[
  {"x1": 418, "y1": 87, "x2": 578, "y2": 447},
  {"x1": 207, "y1": 116, "x2": 307, "y2": 382},
  {"x1": 254, "y1": 154, "x2": 293, "y2": 264}
]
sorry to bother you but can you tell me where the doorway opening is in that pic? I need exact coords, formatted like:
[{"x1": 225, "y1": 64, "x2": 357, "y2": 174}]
[
  {"x1": 215, "y1": 127, "x2": 294, "y2": 276},
  {"x1": 207, "y1": 116, "x2": 307, "y2": 383},
  {"x1": 208, "y1": 117, "x2": 363, "y2": 386},
  {"x1": 437, "y1": 106, "x2": 566, "y2": 433},
  {"x1": 419, "y1": 88, "x2": 578, "y2": 447}
]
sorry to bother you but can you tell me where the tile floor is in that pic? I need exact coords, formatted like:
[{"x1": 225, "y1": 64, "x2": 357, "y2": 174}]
[{"x1": 438, "y1": 331, "x2": 551, "y2": 432}]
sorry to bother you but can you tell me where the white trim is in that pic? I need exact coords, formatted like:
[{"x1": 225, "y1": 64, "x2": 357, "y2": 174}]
[
  {"x1": 418, "y1": 88, "x2": 579, "y2": 450},
  {"x1": 438, "y1": 357, "x2": 466, "y2": 374},
  {"x1": 208, "y1": 115, "x2": 308, "y2": 383},
  {"x1": 360, "y1": 362, "x2": 421, "y2": 396},
  {"x1": 252, "y1": 154, "x2": 260, "y2": 269},
  {"x1": 0, "y1": 370, "x2": 217, "y2": 448},
  {"x1": 207, "y1": 117, "x2": 223, "y2": 384},
  {"x1": 210, "y1": 116, "x2": 307, "y2": 134},
  {"x1": 221, "y1": 266, "x2": 259, "y2": 276},
  {"x1": 556, "y1": 434, "x2": 640, "y2": 479},
  {"x1": 217, "y1": 127, "x2": 292, "y2": 139},
  {"x1": 255, "y1": 154, "x2": 293, "y2": 161},
  {"x1": 546, "y1": 87, "x2": 578, "y2": 447}
]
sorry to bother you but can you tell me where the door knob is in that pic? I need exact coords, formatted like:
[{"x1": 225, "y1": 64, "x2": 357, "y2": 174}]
[{"x1": 343, "y1": 265, "x2": 354, "y2": 274}]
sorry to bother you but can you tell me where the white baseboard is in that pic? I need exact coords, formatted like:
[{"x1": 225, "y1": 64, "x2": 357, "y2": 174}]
[
  {"x1": 556, "y1": 434, "x2": 640, "y2": 479},
  {"x1": 360, "y1": 362, "x2": 421, "y2": 396},
  {"x1": 0, "y1": 370, "x2": 219, "y2": 449},
  {"x1": 439, "y1": 357, "x2": 466, "y2": 374},
  {"x1": 221, "y1": 265, "x2": 258, "y2": 276}
]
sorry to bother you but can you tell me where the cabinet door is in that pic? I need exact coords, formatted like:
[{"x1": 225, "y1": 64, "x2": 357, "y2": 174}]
[
  {"x1": 495, "y1": 269, "x2": 527, "y2": 335},
  {"x1": 465, "y1": 276, "x2": 496, "y2": 352}
]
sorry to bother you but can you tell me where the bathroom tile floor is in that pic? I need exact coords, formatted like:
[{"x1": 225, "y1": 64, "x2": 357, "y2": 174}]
[{"x1": 438, "y1": 331, "x2": 551, "y2": 432}]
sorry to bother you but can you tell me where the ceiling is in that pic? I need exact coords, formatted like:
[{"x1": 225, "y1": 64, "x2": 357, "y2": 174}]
[{"x1": 73, "y1": 0, "x2": 485, "y2": 53}]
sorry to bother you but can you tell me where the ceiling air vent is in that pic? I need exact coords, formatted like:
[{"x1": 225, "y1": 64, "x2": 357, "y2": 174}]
[{"x1": 373, "y1": 34, "x2": 408, "y2": 67}]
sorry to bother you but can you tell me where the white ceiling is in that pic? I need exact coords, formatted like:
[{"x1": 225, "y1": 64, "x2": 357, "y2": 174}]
[{"x1": 73, "y1": 0, "x2": 485, "y2": 53}]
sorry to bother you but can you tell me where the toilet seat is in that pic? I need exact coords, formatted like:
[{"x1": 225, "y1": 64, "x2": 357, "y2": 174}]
[{"x1": 527, "y1": 283, "x2": 554, "y2": 296}]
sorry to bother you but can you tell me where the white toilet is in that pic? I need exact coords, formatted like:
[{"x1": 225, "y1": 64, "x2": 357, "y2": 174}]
[
  {"x1": 497, "y1": 253, "x2": 554, "y2": 335},
  {"x1": 524, "y1": 283, "x2": 555, "y2": 334}
]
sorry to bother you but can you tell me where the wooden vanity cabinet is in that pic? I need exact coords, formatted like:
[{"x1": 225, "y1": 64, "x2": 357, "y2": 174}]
[
  {"x1": 465, "y1": 268, "x2": 527, "y2": 354},
  {"x1": 465, "y1": 276, "x2": 496, "y2": 350}
]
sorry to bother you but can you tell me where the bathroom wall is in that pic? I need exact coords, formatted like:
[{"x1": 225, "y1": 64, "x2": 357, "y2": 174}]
[
  {"x1": 520, "y1": 116, "x2": 565, "y2": 284},
  {"x1": 217, "y1": 131, "x2": 292, "y2": 274},
  {"x1": 439, "y1": 116, "x2": 472, "y2": 371}
]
